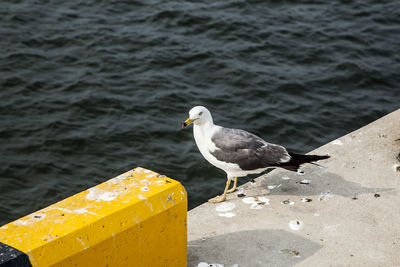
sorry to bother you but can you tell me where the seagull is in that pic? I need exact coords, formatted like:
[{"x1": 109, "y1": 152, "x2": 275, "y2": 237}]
[{"x1": 182, "y1": 106, "x2": 330, "y2": 203}]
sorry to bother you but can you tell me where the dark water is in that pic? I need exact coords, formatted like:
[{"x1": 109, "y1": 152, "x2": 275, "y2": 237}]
[{"x1": 1, "y1": 0, "x2": 399, "y2": 225}]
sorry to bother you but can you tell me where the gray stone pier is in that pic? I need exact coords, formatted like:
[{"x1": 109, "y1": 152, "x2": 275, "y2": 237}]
[{"x1": 188, "y1": 108, "x2": 400, "y2": 267}]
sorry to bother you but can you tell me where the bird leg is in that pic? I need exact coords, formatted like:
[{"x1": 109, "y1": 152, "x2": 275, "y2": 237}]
[
  {"x1": 227, "y1": 177, "x2": 238, "y2": 193},
  {"x1": 208, "y1": 179, "x2": 231, "y2": 203}
]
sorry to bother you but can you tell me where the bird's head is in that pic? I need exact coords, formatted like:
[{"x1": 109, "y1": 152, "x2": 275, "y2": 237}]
[{"x1": 182, "y1": 106, "x2": 213, "y2": 129}]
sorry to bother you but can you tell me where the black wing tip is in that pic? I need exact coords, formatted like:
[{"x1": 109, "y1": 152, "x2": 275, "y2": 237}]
[
  {"x1": 278, "y1": 153, "x2": 330, "y2": 172},
  {"x1": 315, "y1": 154, "x2": 330, "y2": 160},
  {"x1": 289, "y1": 152, "x2": 330, "y2": 160}
]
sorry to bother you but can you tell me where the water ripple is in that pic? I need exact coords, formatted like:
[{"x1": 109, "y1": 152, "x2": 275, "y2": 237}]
[{"x1": 0, "y1": 0, "x2": 399, "y2": 224}]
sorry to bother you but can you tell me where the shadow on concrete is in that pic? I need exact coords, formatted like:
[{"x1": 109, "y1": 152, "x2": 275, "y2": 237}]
[
  {"x1": 259, "y1": 166, "x2": 393, "y2": 198},
  {"x1": 188, "y1": 229, "x2": 323, "y2": 267}
]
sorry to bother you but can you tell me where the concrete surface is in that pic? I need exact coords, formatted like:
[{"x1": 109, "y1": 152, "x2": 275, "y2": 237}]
[{"x1": 188, "y1": 108, "x2": 400, "y2": 267}]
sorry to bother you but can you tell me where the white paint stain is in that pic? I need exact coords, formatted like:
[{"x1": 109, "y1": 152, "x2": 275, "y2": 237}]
[
  {"x1": 79, "y1": 208, "x2": 100, "y2": 216},
  {"x1": 85, "y1": 188, "x2": 98, "y2": 201},
  {"x1": 267, "y1": 184, "x2": 281, "y2": 190},
  {"x1": 215, "y1": 202, "x2": 236, "y2": 212},
  {"x1": 319, "y1": 191, "x2": 332, "y2": 201},
  {"x1": 392, "y1": 164, "x2": 399, "y2": 172},
  {"x1": 73, "y1": 208, "x2": 99, "y2": 216},
  {"x1": 314, "y1": 213, "x2": 320, "y2": 217},
  {"x1": 331, "y1": 139, "x2": 343, "y2": 146},
  {"x1": 299, "y1": 179, "x2": 310, "y2": 184},
  {"x1": 146, "y1": 173, "x2": 157, "y2": 178},
  {"x1": 257, "y1": 196, "x2": 270, "y2": 204},
  {"x1": 242, "y1": 196, "x2": 270, "y2": 209},
  {"x1": 141, "y1": 186, "x2": 149, "y2": 192},
  {"x1": 143, "y1": 169, "x2": 151, "y2": 173},
  {"x1": 110, "y1": 172, "x2": 131, "y2": 184},
  {"x1": 138, "y1": 194, "x2": 147, "y2": 200},
  {"x1": 86, "y1": 188, "x2": 118, "y2": 202},
  {"x1": 242, "y1": 197, "x2": 256, "y2": 204},
  {"x1": 98, "y1": 192, "x2": 118, "y2": 201},
  {"x1": 250, "y1": 203, "x2": 262, "y2": 210},
  {"x1": 14, "y1": 220, "x2": 28, "y2": 226},
  {"x1": 46, "y1": 207, "x2": 98, "y2": 216},
  {"x1": 140, "y1": 179, "x2": 152, "y2": 185},
  {"x1": 289, "y1": 220, "x2": 304, "y2": 231},
  {"x1": 0, "y1": 225, "x2": 8, "y2": 229},
  {"x1": 281, "y1": 176, "x2": 290, "y2": 180},
  {"x1": 156, "y1": 180, "x2": 165, "y2": 185},
  {"x1": 218, "y1": 212, "x2": 236, "y2": 218}
]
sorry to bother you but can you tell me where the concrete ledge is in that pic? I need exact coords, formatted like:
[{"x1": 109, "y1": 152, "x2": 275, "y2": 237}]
[
  {"x1": 188, "y1": 109, "x2": 400, "y2": 266},
  {"x1": 0, "y1": 167, "x2": 187, "y2": 267}
]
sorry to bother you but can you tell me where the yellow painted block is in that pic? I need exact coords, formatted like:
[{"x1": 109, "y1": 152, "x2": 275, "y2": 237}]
[{"x1": 0, "y1": 167, "x2": 187, "y2": 267}]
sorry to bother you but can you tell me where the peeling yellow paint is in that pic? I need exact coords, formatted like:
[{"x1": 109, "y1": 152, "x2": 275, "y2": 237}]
[{"x1": 0, "y1": 167, "x2": 187, "y2": 267}]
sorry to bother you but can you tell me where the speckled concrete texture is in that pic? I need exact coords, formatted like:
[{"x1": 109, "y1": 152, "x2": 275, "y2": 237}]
[{"x1": 188, "y1": 108, "x2": 400, "y2": 267}]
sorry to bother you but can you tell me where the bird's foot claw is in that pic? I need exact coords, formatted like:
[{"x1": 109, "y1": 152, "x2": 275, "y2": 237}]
[
  {"x1": 227, "y1": 187, "x2": 237, "y2": 193},
  {"x1": 208, "y1": 195, "x2": 226, "y2": 203}
]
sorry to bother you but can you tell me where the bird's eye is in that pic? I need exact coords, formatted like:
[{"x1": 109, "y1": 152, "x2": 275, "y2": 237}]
[{"x1": 199, "y1": 112, "x2": 203, "y2": 115}]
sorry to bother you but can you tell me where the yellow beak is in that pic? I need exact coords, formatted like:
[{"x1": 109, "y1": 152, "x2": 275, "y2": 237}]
[{"x1": 182, "y1": 118, "x2": 194, "y2": 129}]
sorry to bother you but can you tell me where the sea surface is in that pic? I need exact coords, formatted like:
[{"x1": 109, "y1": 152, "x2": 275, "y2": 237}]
[{"x1": 0, "y1": 0, "x2": 399, "y2": 225}]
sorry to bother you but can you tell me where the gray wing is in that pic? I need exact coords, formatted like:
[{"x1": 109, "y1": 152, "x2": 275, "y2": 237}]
[{"x1": 210, "y1": 127, "x2": 290, "y2": 171}]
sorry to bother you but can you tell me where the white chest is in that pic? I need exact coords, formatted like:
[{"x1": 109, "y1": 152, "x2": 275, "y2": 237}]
[
  {"x1": 193, "y1": 125, "x2": 241, "y2": 174},
  {"x1": 193, "y1": 125, "x2": 217, "y2": 161}
]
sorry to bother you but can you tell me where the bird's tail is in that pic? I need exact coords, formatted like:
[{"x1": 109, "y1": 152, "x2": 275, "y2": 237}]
[{"x1": 277, "y1": 152, "x2": 330, "y2": 172}]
